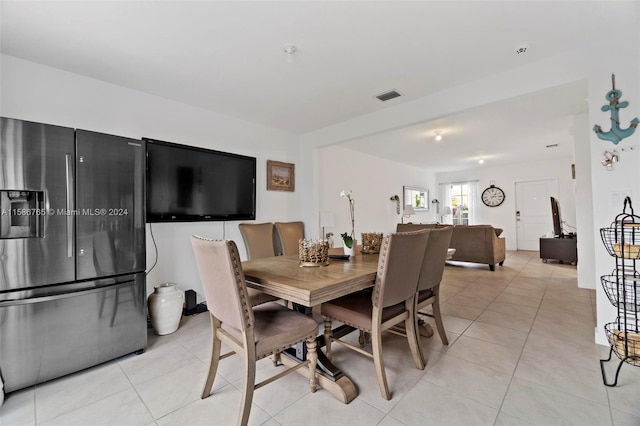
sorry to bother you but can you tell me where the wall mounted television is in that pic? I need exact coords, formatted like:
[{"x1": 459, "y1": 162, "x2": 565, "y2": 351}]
[{"x1": 145, "y1": 138, "x2": 256, "y2": 222}]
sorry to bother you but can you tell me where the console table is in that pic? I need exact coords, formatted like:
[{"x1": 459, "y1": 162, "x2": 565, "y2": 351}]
[{"x1": 539, "y1": 236, "x2": 577, "y2": 265}]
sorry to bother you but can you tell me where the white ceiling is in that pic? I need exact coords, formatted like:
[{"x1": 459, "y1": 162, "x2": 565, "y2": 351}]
[
  {"x1": 343, "y1": 81, "x2": 587, "y2": 172},
  {"x1": 1, "y1": 1, "x2": 637, "y2": 171}
]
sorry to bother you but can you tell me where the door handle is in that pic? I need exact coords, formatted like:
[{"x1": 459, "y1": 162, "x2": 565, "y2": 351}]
[
  {"x1": 0, "y1": 281, "x2": 133, "y2": 307},
  {"x1": 65, "y1": 154, "x2": 74, "y2": 258}
]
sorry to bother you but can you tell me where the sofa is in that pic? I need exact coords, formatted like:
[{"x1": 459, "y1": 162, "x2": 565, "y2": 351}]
[{"x1": 396, "y1": 223, "x2": 506, "y2": 271}]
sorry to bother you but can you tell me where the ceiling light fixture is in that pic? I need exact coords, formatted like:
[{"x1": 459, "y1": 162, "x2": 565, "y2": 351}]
[
  {"x1": 478, "y1": 159, "x2": 485, "y2": 164},
  {"x1": 283, "y1": 44, "x2": 297, "y2": 63},
  {"x1": 434, "y1": 130, "x2": 442, "y2": 141},
  {"x1": 515, "y1": 42, "x2": 530, "y2": 55}
]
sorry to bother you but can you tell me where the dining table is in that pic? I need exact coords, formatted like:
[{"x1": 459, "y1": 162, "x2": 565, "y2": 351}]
[
  {"x1": 242, "y1": 247, "x2": 379, "y2": 404},
  {"x1": 242, "y1": 246, "x2": 456, "y2": 403}
]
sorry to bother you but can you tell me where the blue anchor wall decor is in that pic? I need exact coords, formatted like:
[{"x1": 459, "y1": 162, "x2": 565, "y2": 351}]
[{"x1": 593, "y1": 74, "x2": 639, "y2": 144}]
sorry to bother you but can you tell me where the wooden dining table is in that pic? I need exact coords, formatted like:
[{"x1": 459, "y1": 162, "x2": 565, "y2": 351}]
[{"x1": 242, "y1": 248, "x2": 379, "y2": 404}]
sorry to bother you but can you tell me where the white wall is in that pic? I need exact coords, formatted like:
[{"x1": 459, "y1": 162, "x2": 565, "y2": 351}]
[
  {"x1": 436, "y1": 156, "x2": 576, "y2": 252},
  {"x1": 317, "y1": 145, "x2": 437, "y2": 244},
  {"x1": 0, "y1": 54, "x2": 302, "y2": 300},
  {"x1": 573, "y1": 112, "x2": 596, "y2": 290}
]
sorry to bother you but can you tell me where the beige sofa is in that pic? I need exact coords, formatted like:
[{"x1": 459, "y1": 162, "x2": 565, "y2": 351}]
[{"x1": 396, "y1": 223, "x2": 506, "y2": 271}]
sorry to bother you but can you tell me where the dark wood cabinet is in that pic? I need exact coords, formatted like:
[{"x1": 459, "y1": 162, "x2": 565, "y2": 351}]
[{"x1": 539, "y1": 237, "x2": 577, "y2": 265}]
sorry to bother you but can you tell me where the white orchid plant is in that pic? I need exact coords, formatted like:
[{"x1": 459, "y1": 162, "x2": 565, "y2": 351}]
[{"x1": 340, "y1": 189, "x2": 355, "y2": 248}]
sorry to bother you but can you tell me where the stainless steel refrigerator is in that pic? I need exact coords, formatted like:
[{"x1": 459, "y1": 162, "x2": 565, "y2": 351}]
[{"x1": 0, "y1": 118, "x2": 146, "y2": 400}]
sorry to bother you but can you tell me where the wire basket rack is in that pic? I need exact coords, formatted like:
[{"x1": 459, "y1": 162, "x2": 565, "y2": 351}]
[
  {"x1": 600, "y1": 196, "x2": 640, "y2": 386},
  {"x1": 604, "y1": 319, "x2": 640, "y2": 367},
  {"x1": 601, "y1": 273, "x2": 640, "y2": 312},
  {"x1": 601, "y1": 225, "x2": 640, "y2": 259}
]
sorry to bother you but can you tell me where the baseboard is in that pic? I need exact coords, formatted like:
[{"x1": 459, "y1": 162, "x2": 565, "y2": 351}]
[{"x1": 595, "y1": 327, "x2": 609, "y2": 346}]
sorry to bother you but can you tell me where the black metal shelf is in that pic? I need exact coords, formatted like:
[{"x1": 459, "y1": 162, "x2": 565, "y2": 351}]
[
  {"x1": 601, "y1": 273, "x2": 640, "y2": 312},
  {"x1": 600, "y1": 197, "x2": 640, "y2": 387}
]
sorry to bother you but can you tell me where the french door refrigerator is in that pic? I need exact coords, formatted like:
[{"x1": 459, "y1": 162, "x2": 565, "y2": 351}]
[{"x1": 0, "y1": 118, "x2": 146, "y2": 400}]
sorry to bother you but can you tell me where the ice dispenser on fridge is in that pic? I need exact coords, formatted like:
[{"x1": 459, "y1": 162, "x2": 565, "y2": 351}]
[{"x1": 0, "y1": 190, "x2": 45, "y2": 238}]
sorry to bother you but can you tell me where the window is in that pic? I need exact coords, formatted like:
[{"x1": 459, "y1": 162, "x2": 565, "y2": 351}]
[
  {"x1": 439, "y1": 181, "x2": 478, "y2": 225},
  {"x1": 450, "y1": 184, "x2": 469, "y2": 225}
]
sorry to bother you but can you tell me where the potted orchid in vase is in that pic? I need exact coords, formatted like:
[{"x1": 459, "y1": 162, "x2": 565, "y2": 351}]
[{"x1": 339, "y1": 189, "x2": 356, "y2": 256}]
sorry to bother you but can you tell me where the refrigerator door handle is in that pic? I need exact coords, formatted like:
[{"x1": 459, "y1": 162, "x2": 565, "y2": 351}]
[
  {"x1": 65, "y1": 153, "x2": 74, "y2": 258},
  {"x1": 0, "y1": 281, "x2": 134, "y2": 307}
]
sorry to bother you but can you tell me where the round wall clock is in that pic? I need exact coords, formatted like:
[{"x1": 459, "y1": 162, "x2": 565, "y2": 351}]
[{"x1": 481, "y1": 184, "x2": 505, "y2": 207}]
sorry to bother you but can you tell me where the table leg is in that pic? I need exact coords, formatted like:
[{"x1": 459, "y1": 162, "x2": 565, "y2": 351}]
[
  {"x1": 418, "y1": 320, "x2": 434, "y2": 337},
  {"x1": 390, "y1": 319, "x2": 434, "y2": 338},
  {"x1": 279, "y1": 354, "x2": 357, "y2": 403},
  {"x1": 284, "y1": 304, "x2": 358, "y2": 403}
]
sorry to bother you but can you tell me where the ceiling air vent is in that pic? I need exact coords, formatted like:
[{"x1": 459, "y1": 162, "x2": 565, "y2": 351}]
[
  {"x1": 545, "y1": 144, "x2": 559, "y2": 148},
  {"x1": 375, "y1": 90, "x2": 402, "y2": 102}
]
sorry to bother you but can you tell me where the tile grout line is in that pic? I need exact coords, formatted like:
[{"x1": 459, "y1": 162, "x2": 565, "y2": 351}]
[
  {"x1": 117, "y1": 360, "x2": 157, "y2": 424},
  {"x1": 439, "y1": 254, "x2": 533, "y2": 425},
  {"x1": 491, "y1": 254, "x2": 545, "y2": 426},
  {"x1": 493, "y1": 256, "x2": 613, "y2": 424}
]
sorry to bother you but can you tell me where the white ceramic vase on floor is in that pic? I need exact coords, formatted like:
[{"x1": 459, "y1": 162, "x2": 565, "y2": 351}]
[{"x1": 148, "y1": 283, "x2": 184, "y2": 335}]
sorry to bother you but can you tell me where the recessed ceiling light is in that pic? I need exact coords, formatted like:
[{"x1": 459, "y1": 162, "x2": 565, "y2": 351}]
[
  {"x1": 283, "y1": 44, "x2": 297, "y2": 63},
  {"x1": 478, "y1": 159, "x2": 485, "y2": 164},
  {"x1": 434, "y1": 130, "x2": 442, "y2": 141},
  {"x1": 283, "y1": 44, "x2": 297, "y2": 55},
  {"x1": 515, "y1": 42, "x2": 530, "y2": 55}
]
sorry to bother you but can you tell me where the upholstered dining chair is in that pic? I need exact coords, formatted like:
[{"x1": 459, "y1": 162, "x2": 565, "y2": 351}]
[
  {"x1": 238, "y1": 222, "x2": 277, "y2": 260},
  {"x1": 274, "y1": 221, "x2": 305, "y2": 256},
  {"x1": 415, "y1": 226, "x2": 454, "y2": 347},
  {"x1": 321, "y1": 230, "x2": 429, "y2": 400},
  {"x1": 237, "y1": 222, "x2": 281, "y2": 306},
  {"x1": 191, "y1": 236, "x2": 319, "y2": 425}
]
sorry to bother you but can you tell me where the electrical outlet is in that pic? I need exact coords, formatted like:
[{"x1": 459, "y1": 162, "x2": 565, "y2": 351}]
[{"x1": 611, "y1": 190, "x2": 632, "y2": 206}]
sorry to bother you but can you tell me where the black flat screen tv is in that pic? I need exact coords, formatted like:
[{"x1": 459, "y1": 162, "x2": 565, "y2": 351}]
[
  {"x1": 145, "y1": 138, "x2": 256, "y2": 222},
  {"x1": 550, "y1": 196, "x2": 563, "y2": 237}
]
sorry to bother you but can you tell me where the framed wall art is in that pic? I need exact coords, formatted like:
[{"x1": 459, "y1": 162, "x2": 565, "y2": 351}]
[{"x1": 267, "y1": 160, "x2": 295, "y2": 192}]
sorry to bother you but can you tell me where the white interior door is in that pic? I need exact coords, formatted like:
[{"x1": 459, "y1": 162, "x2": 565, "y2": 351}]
[{"x1": 515, "y1": 179, "x2": 557, "y2": 250}]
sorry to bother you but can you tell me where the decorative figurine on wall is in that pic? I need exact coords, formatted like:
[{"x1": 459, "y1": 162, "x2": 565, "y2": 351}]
[
  {"x1": 601, "y1": 150, "x2": 619, "y2": 171},
  {"x1": 390, "y1": 195, "x2": 400, "y2": 214},
  {"x1": 593, "y1": 74, "x2": 639, "y2": 144}
]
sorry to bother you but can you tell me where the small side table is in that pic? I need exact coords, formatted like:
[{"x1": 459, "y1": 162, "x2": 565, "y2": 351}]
[{"x1": 539, "y1": 237, "x2": 577, "y2": 265}]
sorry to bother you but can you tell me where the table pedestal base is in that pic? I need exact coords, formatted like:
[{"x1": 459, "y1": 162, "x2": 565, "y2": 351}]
[
  {"x1": 282, "y1": 322, "x2": 358, "y2": 404},
  {"x1": 419, "y1": 320, "x2": 434, "y2": 337},
  {"x1": 280, "y1": 353, "x2": 357, "y2": 403}
]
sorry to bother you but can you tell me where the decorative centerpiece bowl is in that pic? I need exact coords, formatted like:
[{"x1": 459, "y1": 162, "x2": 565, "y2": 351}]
[
  {"x1": 299, "y1": 239, "x2": 330, "y2": 267},
  {"x1": 361, "y1": 232, "x2": 383, "y2": 254}
]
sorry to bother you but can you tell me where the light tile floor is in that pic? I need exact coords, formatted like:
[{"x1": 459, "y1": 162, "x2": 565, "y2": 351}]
[{"x1": 2, "y1": 251, "x2": 640, "y2": 426}]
